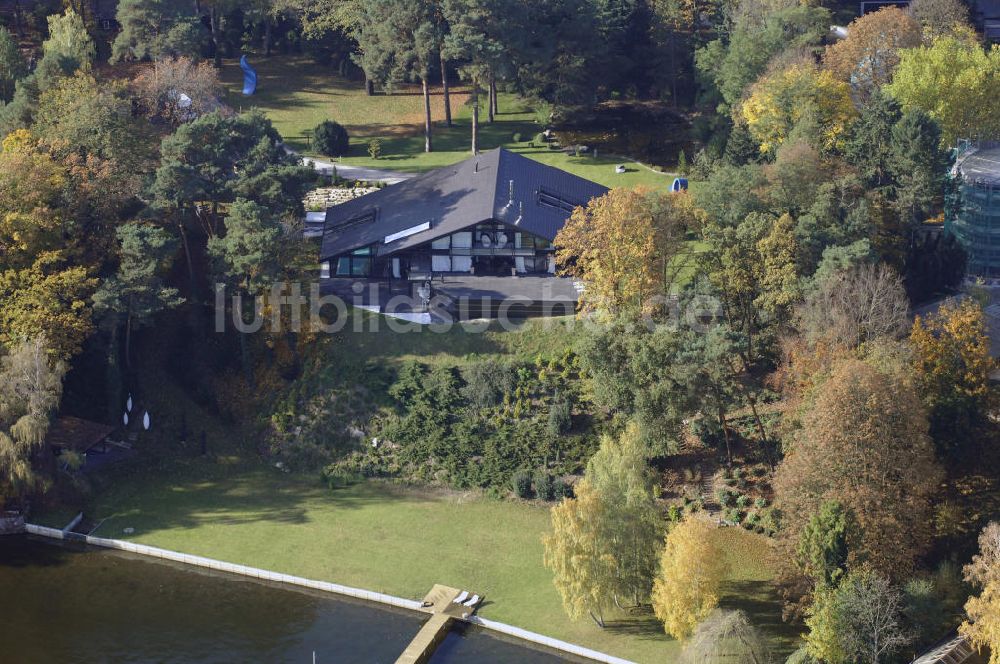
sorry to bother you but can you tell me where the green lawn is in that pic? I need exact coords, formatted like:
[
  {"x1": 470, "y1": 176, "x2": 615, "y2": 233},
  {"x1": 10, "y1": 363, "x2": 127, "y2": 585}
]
[
  {"x1": 35, "y1": 312, "x2": 798, "y2": 663},
  {"x1": 68, "y1": 460, "x2": 796, "y2": 664},
  {"x1": 221, "y1": 55, "x2": 677, "y2": 189}
]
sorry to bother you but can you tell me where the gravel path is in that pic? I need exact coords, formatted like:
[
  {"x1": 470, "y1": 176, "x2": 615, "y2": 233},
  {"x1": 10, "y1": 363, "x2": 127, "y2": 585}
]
[{"x1": 285, "y1": 146, "x2": 414, "y2": 184}]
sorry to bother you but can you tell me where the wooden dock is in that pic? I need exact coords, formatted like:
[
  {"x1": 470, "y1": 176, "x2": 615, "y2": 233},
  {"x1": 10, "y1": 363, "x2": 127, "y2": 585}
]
[{"x1": 395, "y1": 584, "x2": 479, "y2": 664}]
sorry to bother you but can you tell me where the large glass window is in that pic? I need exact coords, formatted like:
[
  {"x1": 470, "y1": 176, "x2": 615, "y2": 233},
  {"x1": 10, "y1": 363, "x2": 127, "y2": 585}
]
[
  {"x1": 517, "y1": 232, "x2": 551, "y2": 250},
  {"x1": 334, "y1": 246, "x2": 373, "y2": 276}
]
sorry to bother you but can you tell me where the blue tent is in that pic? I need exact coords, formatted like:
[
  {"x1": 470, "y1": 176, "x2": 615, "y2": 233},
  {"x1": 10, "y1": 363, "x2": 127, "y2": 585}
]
[
  {"x1": 671, "y1": 177, "x2": 688, "y2": 192},
  {"x1": 240, "y1": 55, "x2": 257, "y2": 96}
]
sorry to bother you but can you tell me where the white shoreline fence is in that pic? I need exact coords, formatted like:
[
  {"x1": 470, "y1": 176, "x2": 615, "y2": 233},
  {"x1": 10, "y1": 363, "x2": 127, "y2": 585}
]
[{"x1": 25, "y1": 524, "x2": 636, "y2": 664}]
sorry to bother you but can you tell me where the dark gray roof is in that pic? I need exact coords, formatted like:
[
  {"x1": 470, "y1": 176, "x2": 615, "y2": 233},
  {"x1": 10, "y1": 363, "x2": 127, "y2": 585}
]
[
  {"x1": 320, "y1": 148, "x2": 609, "y2": 260},
  {"x1": 972, "y1": 0, "x2": 1000, "y2": 19},
  {"x1": 957, "y1": 146, "x2": 1000, "y2": 187}
]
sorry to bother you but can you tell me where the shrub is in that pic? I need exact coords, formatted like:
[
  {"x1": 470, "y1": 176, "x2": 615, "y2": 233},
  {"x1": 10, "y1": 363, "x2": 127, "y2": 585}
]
[
  {"x1": 786, "y1": 646, "x2": 819, "y2": 664},
  {"x1": 512, "y1": 469, "x2": 533, "y2": 499},
  {"x1": 667, "y1": 503, "x2": 683, "y2": 522},
  {"x1": 325, "y1": 468, "x2": 360, "y2": 489},
  {"x1": 313, "y1": 120, "x2": 349, "y2": 155},
  {"x1": 760, "y1": 507, "x2": 782, "y2": 534},
  {"x1": 548, "y1": 400, "x2": 572, "y2": 436},
  {"x1": 367, "y1": 138, "x2": 382, "y2": 159},
  {"x1": 933, "y1": 500, "x2": 965, "y2": 538},
  {"x1": 552, "y1": 476, "x2": 572, "y2": 498},
  {"x1": 690, "y1": 148, "x2": 717, "y2": 179},
  {"x1": 533, "y1": 469, "x2": 555, "y2": 500},
  {"x1": 754, "y1": 497, "x2": 768, "y2": 509},
  {"x1": 676, "y1": 149, "x2": 688, "y2": 175},
  {"x1": 512, "y1": 132, "x2": 522, "y2": 143},
  {"x1": 717, "y1": 488, "x2": 734, "y2": 507},
  {"x1": 462, "y1": 359, "x2": 517, "y2": 408},
  {"x1": 57, "y1": 449, "x2": 85, "y2": 471},
  {"x1": 533, "y1": 101, "x2": 552, "y2": 125},
  {"x1": 736, "y1": 494, "x2": 751, "y2": 509},
  {"x1": 726, "y1": 507, "x2": 744, "y2": 523},
  {"x1": 281, "y1": 440, "x2": 333, "y2": 471}
]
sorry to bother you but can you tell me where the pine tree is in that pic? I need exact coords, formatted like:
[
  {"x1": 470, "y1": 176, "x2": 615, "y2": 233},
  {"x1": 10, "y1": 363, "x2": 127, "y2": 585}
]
[
  {"x1": 0, "y1": 27, "x2": 25, "y2": 103},
  {"x1": 111, "y1": 0, "x2": 202, "y2": 63},
  {"x1": 92, "y1": 223, "x2": 183, "y2": 368},
  {"x1": 354, "y1": 0, "x2": 443, "y2": 152}
]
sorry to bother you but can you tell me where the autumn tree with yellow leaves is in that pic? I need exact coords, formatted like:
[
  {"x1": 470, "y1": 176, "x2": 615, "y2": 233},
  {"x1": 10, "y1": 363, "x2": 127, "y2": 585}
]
[
  {"x1": 0, "y1": 130, "x2": 98, "y2": 358},
  {"x1": 555, "y1": 187, "x2": 701, "y2": 315},
  {"x1": 700, "y1": 211, "x2": 801, "y2": 368},
  {"x1": 652, "y1": 515, "x2": 728, "y2": 640},
  {"x1": 543, "y1": 425, "x2": 661, "y2": 626},
  {"x1": 0, "y1": 336, "x2": 66, "y2": 508},
  {"x1": 910, "y1": 298, "x2": 997, "y2": 455},
  {"x1": 740, "y1": 61, "x2": 856, "y2": 155},
  {"x1": 961, "y1": 522, "x2": 1000, "y2": 664},
  {"x1": 542, "y1": 478, "x2": 619, "y2": 627},
  {"x1": 885, "y1": 36, "x2": 1000, "y2": 145}
]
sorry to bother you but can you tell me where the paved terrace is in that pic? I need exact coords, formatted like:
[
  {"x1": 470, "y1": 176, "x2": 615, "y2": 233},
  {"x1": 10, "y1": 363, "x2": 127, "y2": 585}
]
[{"x1": 319, "y1": 275, "x2": 582, "y2": 321}]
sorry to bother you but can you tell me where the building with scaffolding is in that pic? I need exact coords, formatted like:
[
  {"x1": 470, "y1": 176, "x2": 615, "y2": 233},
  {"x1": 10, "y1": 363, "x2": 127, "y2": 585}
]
[{"x1": 949, "y1": 141, "x2": 1000, "y2": 279}]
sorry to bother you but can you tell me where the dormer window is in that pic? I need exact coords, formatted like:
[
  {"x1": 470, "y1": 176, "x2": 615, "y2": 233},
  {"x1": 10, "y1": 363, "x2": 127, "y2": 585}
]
[{"x1": 537, "y1": 187, "x2": 582, "y2": 214}]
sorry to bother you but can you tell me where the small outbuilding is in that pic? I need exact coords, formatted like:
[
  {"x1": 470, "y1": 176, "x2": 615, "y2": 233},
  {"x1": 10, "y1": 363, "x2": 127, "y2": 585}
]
[{"x1": 46, "y1": 416, "x2": 131, "y2": 472}]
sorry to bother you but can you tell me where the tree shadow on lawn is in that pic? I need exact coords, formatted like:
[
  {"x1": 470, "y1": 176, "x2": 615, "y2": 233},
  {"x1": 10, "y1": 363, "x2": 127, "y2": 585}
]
[
  {"x1": 604, "y1": 606, "x2": 669, "y2": 641},
  {"x1": 514, "y1": 146, "x2": 652, "y2": 169},
  {"x1": 343, "y1": 119, "x2": 539, "y2": 160},
  {"x1": 91, "y1": 465, "x2": 416, "y2": 539},
  {"x1": 720, "y1": 579, "x2": 802, "y2": 657}
]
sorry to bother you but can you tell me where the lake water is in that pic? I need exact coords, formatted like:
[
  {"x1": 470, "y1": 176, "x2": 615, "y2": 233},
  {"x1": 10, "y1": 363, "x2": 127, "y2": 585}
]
[{"x1": 0, "y1": 535, "x2": 569, "y2": 663}]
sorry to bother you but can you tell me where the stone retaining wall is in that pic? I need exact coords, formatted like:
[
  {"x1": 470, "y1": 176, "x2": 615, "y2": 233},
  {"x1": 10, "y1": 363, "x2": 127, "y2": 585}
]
[{"x1": 304, "y1": 187, "x2": 380, "y2": 212}]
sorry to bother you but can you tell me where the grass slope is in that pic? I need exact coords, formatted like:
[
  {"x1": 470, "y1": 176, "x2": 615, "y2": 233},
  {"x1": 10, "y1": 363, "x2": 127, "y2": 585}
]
[
  {"x1": 321, "y1": 312, "x2": 589, "y2": 369},
  {"x1": 220, "y1": 55, "x2": 675, "y2": 189},
  {"x1": 77, "y1": 460, "x2": 795, "y2": 664}
]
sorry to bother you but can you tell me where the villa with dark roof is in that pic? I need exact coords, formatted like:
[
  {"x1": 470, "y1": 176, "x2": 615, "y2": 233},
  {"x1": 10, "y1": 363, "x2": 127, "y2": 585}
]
[{"x1": 319, "y1": 148, "x2": 608, "y2": 318}]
